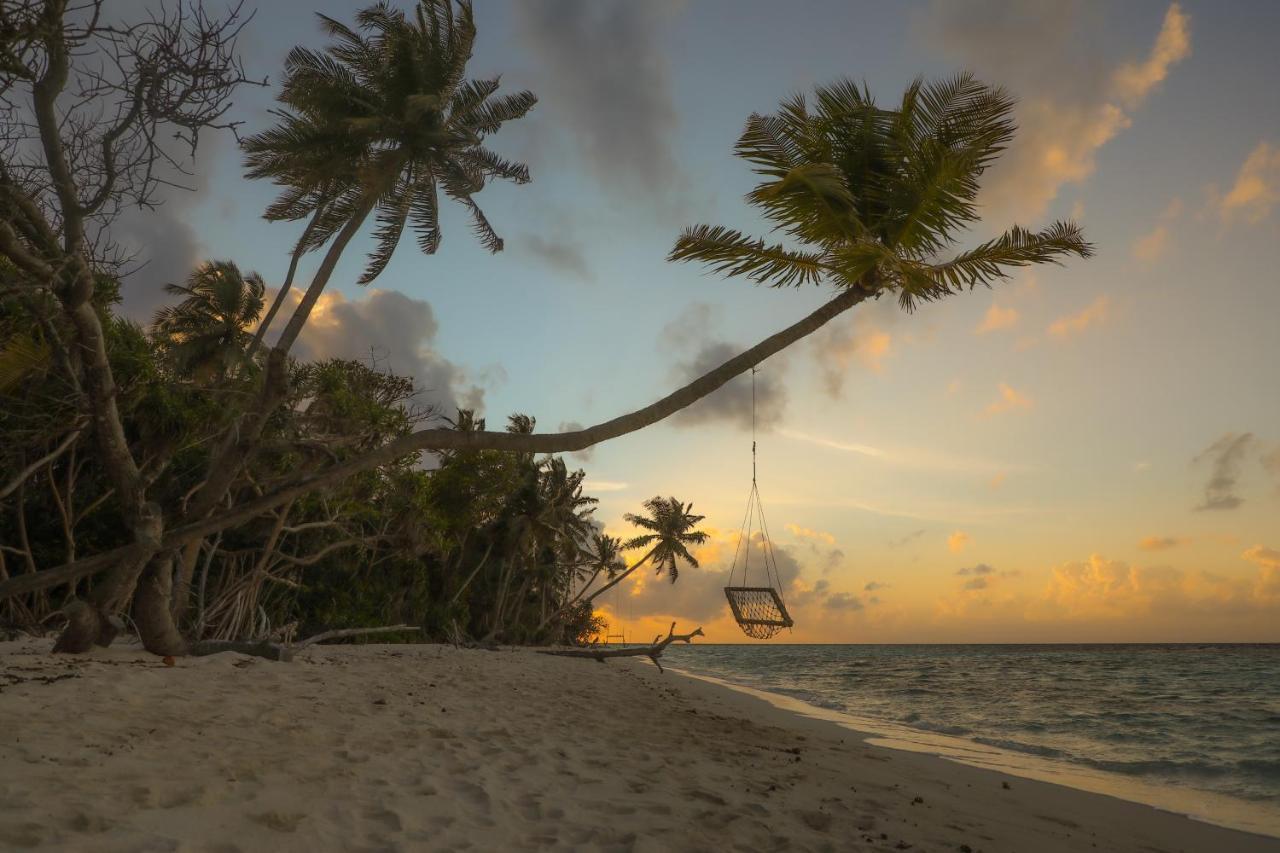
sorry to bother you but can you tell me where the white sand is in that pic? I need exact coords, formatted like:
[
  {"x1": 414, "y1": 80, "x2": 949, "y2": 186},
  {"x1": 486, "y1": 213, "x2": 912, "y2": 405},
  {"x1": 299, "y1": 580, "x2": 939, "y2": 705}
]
[{"x1": 1, "y1": 638, "x2": 1277, "y2": 852}]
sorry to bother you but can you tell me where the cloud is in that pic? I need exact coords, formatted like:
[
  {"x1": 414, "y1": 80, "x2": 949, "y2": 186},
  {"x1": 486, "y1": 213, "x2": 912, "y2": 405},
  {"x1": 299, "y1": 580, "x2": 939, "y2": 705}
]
[
  {"x1": 957, "y1": 563, "x2": 995, "y2": 576},
  {"x1": 778, "y1": 429, "x2": 885, "y2": 459},
  {"x1": 284, "y1": 288, "x2": 479, "y2": 416},
  {"x1": 660, "y1": 306, "x2": 788, "y2": 431},
  {"x1": 785, "y1": 524, "x2": 836, "y2": 546},
  {"x1": 890, "y1": 529, "x2": 926, "y2": 548},
  {"x1": 1193, "y1": 432, "x2": 1255, "y2": 511},
  {"x1": 513, "y1": 1, "x2": 681, "y2": 198},
  {"x1": 811, "y1": 310, "x2": 893, "y2": 396},
  {"x1": 962, "y1": 577, "x2": 989, "y2": 591},
  {"x1": 824, "y1": 592, "x2": 865, "y2": 611},
  {"x1": 1243, "y1": 546, "x2": 1280, "y2": 602},
  {"x1": 1218, "y1": 142, "x2": 1280, "y2": 225},
  {"x1": 1111, "y1": 4, "x2": 1193, "y2": 105},
  {"x1": 948, "y1": 531, "x2": 971, "y2": 553},
  {"x1": 1264, "y1": 446, "x2": 1280, "y2": 493},
  {"x1": 1138, "y1": 536, "x2": 1189, "y2": 552},
  {"x1": 111, "y1": 140, "x2": 228, "y2": 322},
  {"x1": 864, "y1": 581, "x2": 889, "y2": 592},
  {"x1": 1048, "y1": 295, "x2": 1110, "y2": 339},
  {"x1": 988, "y1": 472, "x2": 1007, "y2": 491},
  {"x1": 975, "y1": 303, "x2": 1018, "y2": 334},
  {"x1": 525, "y1": 235, "x2": 592, "y2": 281},
  {"x1": 1130, "y1": 226, "x2": 1169, "y2": 264},
  {"x1": 583, "y1": 479, "x2": 628, "y2": 493},
  {"x1": 984, "y1": 382, "x2": 1033, "y2": 416},
  {"x1": 924, "y1": 2, "x2": 1191, "y2": 219},
  {"x1": 670, "y1": 342, "x2": 787, "y2": 431},
  {"x1": 1131, "y1": 198, "x2": 1183, "y2": 264},
  {"x1": 1034, "y1": 551, "x2": 1280, "y2": 620}
]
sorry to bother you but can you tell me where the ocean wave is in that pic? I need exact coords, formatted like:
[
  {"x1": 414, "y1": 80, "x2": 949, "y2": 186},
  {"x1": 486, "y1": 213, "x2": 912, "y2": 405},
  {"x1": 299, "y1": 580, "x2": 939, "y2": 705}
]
[{"x1": 972, "y1": 737, "x2": 1065, "y2": 759}]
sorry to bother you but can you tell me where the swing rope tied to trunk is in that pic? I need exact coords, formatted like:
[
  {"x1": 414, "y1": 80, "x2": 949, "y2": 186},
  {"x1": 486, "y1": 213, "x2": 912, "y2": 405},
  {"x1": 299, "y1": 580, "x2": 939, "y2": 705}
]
[{"x1": 723, "y1": 368, "x2": 794, "y2": 640}]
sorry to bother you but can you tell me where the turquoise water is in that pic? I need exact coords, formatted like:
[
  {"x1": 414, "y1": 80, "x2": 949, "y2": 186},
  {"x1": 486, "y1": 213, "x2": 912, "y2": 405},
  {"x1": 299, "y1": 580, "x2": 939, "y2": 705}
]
[{"x1": 661, "y1": 644, "x2": 1280, "y2": 811}]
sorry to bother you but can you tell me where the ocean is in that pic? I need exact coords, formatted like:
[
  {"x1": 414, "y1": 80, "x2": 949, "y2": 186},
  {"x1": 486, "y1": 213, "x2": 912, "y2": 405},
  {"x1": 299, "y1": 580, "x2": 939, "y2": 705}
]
[{"x1": 660, "y1": 643, "x2": 1280, "y2": 836}]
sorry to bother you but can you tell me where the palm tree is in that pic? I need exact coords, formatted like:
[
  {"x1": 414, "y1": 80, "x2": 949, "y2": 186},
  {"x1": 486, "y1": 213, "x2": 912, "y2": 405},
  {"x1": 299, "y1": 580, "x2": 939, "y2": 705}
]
[
  {"x1": 242, "y1": 0, "x2": 536, "y2": 357},
  {"x1": 152, "y1": 260, "x2": 265, "y2": 383},
  {"x1": 586, "y1": 496, "x2": 708, "y2": 604},
  {"x1": 669, "y1": 73, "x2": 1092, "y2": 310}
]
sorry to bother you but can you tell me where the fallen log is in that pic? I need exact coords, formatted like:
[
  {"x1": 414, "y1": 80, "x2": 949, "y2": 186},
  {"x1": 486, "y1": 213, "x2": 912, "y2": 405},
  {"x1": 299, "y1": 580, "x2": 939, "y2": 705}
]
[{"x1": 538, "y1": 622, "x2": 703, "y2": 673}]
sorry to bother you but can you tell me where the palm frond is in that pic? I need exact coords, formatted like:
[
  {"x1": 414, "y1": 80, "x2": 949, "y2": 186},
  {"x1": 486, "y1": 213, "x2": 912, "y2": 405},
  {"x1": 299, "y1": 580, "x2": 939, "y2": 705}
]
[{"x1": 669, "y1": 224, "x2": 826, "y2": 288}]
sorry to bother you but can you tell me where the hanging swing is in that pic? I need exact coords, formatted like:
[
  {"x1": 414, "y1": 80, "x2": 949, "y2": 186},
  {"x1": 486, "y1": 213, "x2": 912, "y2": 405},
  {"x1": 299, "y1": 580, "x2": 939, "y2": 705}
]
[{"x1": 724, "y1": 368, "x2": 794, "y2": 640}]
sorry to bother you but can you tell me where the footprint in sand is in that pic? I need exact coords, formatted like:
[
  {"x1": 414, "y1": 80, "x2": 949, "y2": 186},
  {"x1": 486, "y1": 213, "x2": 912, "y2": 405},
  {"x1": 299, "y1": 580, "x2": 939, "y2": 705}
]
[
  {"x1": 248, "y1": 811, "x2": 307, "y2": 833},
  {"x1": 450, "y1": 779, "x2": 492, "y2": 811}
]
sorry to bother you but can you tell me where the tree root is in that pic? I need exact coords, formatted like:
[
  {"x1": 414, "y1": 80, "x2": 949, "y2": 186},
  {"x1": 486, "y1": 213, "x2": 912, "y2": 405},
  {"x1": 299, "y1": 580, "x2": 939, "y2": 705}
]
[{"x1": 189, "y1": 624, "x2": 419, "y2": 662}]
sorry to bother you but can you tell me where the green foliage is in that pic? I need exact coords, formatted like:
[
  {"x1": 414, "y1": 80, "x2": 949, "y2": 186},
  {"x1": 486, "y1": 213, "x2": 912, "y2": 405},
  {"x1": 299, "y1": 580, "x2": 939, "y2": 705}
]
[
  {"x1": 151, "y1": 260, "x2": 266, "y2": 383},
  {"x1": 624, "y1": 496, "x2": 708, "y2": 584},
  {"x1": 242, "y1": 0, "x2": 536, "y2": 284},
  {"x1": 669, "y1": 73, "x2": 1093, "y2": 310}
]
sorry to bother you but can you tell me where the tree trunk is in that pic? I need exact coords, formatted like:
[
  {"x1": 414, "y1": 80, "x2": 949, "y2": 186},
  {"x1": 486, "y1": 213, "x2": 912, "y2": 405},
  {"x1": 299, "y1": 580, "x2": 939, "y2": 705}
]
[
  {"x1": 132, "y1": 553, "x2": 187, "y2": 656},
  {"x1": 244, "y1": 206, "x2": 325, "y2": 361},
  {"x1": 170, "y1": 538, "x2": 203, "y2": 624},
  {"x1": 536, "y1": 547, "x2": 656, "y2": 634}
]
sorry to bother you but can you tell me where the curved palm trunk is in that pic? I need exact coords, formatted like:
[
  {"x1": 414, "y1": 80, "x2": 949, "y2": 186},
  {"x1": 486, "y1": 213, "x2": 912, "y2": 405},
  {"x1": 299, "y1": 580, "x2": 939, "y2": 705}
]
[
  {"x1": 449, "y1": 538, "x2": 497, "y2": 606},
  {"x1": 3, "y1": 285, "x2": 872, "y2": 609},
  {"x1": 244, "y1": 206, "x2": 325, "y2": 362},
  {"x1": 584, "y1": 547, "x2": 658, "y2": 605},
  {"x1": 537, "y1": 546, "x2": 658, "y2": 635}
]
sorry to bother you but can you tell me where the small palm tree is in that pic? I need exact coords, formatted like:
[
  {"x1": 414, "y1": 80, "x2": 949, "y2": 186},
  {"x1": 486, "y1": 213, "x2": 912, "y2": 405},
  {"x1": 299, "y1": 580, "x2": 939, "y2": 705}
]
[
  {"x1": 669, "y1": 73, "x2": 1092, "y2": 311},
  {"x1": 586, "y1": 496, "x2": 708, "y2": 605},
  {"x1": 152, "y1": 260, "x2": 265, "y2": 382},
  {"x1": 243, "y1": 0, "x2": 536, "y2": 356}
]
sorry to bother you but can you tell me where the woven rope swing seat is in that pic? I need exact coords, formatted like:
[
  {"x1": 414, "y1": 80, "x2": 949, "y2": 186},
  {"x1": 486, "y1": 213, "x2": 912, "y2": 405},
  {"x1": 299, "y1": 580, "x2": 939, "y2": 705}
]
[{"x1": 724, "y1": 369, "x2": 794, "y2": 640}]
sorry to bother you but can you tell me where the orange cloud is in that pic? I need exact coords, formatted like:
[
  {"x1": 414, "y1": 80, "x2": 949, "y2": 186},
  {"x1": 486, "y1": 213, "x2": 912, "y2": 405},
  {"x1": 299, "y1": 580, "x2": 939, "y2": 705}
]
[
  {"x1": 984, "y1": 382, "x2": 1033, "y2": 416},
  {"x1": 1138, "y1": 535, "x2": 1189, "y2": 551},
  {"x1": 948, "y1": 531, "x2": 971, "y2": 554},
  {"x1": 1048, "y1": 295, "x2": 1110, "y2": 339},
  {"x1": 812, "y1": 311, "x2": 893, "y2": 396},
  {"x1": 785, "y1": 523, "x2": 836, "y2": 546},
  {"x1": 961, "y1": 4, "x2": 1190, "y2": 218},
  {"x1": 988, "y1": 472, "x2": 1007, "y2": 491},
  {"x1": 1131, "y1": 226, "x2": 1169, "y2": 264},
  {"x1": 975, "y1": 303, "x2": 1018, "y2": 334},
  {"x1": 1243, "y1": 546, "x2": 1280, "y2": 602},
  {"x1": 1111, "y1": 4, "x2": 1192, "y2": 106},
  {"x1": 1219, "y1": 142, "x2": 1280, "y2": 224}
]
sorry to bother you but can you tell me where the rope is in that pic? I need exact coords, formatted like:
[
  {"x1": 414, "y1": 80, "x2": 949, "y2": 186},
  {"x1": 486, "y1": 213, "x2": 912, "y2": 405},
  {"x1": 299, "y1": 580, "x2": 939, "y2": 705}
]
[{"x1": 723, "y1": 365, "x2": 793, "y2": 638}]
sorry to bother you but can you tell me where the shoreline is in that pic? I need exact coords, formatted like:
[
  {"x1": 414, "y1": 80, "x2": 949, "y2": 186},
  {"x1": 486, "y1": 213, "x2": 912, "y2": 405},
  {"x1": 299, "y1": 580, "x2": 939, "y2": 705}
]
[
  {"x1": 2, "y1": 638, "x2": 1278, "y2": 852},
  {"x1": 666, "y1": 665, "x2": 1280, "y2": 842}
]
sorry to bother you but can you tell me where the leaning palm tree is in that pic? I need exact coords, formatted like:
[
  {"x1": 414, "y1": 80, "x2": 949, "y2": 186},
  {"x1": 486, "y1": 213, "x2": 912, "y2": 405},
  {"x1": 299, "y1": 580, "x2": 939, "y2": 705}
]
[
  {"x1": 152, "y1": 260, "x2": 265, "y2": 383},
  {"x1": 242, "y1": 0, "x2": 536, "y2": 356},
  {"x1": 670, "y1": 72, "x2": 1091, "y2": 315},
  {"x1": 586, "y1": 496, "x2": 708, "y2": 604}
]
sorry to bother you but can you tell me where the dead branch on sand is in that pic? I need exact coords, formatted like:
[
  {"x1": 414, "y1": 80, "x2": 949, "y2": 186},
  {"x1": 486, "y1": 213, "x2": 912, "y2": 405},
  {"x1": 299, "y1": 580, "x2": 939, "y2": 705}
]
[{"x1": 538, "y1": 623, "x2": 703, "y2": 673}]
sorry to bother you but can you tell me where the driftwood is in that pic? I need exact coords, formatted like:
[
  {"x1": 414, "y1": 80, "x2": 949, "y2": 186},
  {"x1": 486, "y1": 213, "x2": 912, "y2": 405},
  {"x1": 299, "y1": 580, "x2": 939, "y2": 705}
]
[
  {"x1": 538, "y1": 623, "x2": 703, "y2": 673},
  {"x1": 189, "y1": 624, "x2": 419, "y2": 662}
]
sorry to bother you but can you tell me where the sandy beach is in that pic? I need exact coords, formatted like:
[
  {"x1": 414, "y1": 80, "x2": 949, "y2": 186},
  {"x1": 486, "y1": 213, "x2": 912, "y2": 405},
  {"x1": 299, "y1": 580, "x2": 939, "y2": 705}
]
[{"x1": 1, "y1": 638, "x2": 1277, "y2": 853}]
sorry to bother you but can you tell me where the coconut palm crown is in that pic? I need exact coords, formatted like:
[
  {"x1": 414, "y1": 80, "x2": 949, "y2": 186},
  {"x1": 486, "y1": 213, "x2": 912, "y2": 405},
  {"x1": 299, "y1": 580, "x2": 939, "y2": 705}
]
[
  {"x1": 242, "y1": 0, "x2": 536, "y2": 285},
  {"x1": 151, "y1": 260, "x2": 265, "y2": 382},
  {"x1": 623, "y1": 496, "x2": 709, "y2": 584},
  {"x1": 669, "y1": 74, "x2": 1093, "y2": 310}
]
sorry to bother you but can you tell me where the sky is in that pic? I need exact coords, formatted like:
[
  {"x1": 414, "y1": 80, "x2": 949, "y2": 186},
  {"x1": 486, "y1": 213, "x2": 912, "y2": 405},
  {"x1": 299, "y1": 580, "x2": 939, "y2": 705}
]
[{"x1": 114, "y1": 0, "x2": 1280, "y2": 643}]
